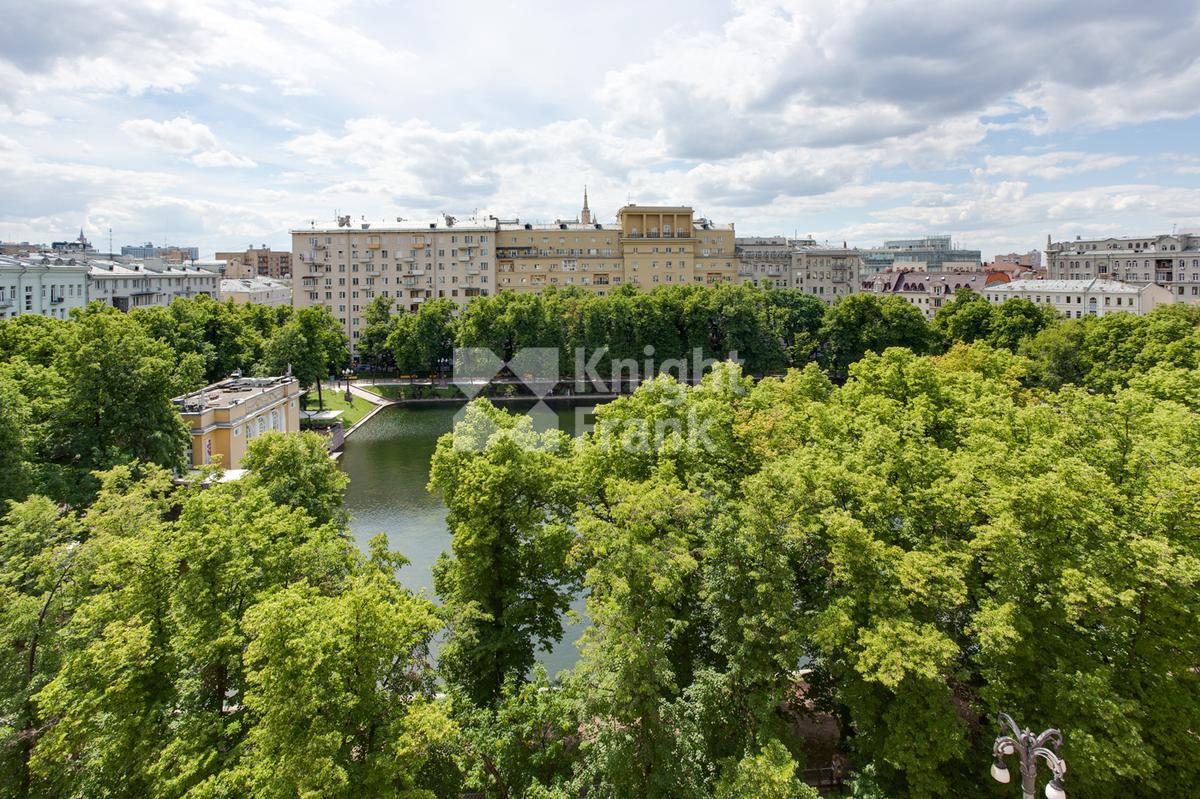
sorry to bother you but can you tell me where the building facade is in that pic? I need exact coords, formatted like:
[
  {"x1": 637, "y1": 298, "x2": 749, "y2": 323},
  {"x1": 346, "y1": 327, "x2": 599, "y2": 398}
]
[
  {"x1": 791, "y1": 246, "x2": 861, "y2": 302},
  {"x1": 993, "y1": 250, "x2": 1042, "y2": 269},
  {"x1": 221, "y1": 277, "x2": 292, "y2": 307},
  {"x1": 616, "y1": 205, "x2": 737, "y2": 290},
  {"x1": 121, "y1": 242, "x2": 201, "y2": 261},
  {"x1": 217, "y1": 246, "x2": 293, "y2": 279},
  {"x1": 735, "y1": 237, "x2": 792, "y2": 288},
  {"x1": 860, "y1": 235, "x2": 981, "y2": 273},
  {"x1": 985, "y1": 279, "x2": 1174, "y2": 318},
  {"x1": 0, "y1": 255, "x2": 90, "y2": 320},
  {"x1": 496, "y1": 218, "x2": 623, "y2": 294},
  {"x1": 861, "y1": 268, "x2": 1001, "y2": 319},
  {"x1": 88, "y1": 260, "x2": 221, "y2": 311},
  {"x1": 292, "y1": 215, "x2": 496, "y2": 350},
  {"x1": 174, "y1": 375, "x2": 301, "y2": 469},
  {"x1": 1046, "y1": 233, "x2": 1200, "y2": 304}
]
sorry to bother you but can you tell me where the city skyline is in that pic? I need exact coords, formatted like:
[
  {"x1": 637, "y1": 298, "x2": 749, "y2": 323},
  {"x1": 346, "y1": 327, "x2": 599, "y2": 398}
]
[{"x1": 3, "y1": 0, "x2": 1200, "y2": 260}]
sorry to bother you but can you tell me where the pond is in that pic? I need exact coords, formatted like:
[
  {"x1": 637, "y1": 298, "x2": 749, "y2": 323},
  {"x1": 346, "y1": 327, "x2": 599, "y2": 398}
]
[{"x1": 339, "y1": 402, "x2": 594, "y2": 676}]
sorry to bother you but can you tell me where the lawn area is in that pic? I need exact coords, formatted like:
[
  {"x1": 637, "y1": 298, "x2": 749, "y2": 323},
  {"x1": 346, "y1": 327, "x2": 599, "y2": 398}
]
[{"x1": 303, "y1": 390, "x2": 376, "y2": 427}]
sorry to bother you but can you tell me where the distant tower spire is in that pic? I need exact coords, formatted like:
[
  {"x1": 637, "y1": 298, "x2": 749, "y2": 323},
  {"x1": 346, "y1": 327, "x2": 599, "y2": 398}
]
[{"x1": 580, "y1": 185, "x2": 592, "y2": 225}]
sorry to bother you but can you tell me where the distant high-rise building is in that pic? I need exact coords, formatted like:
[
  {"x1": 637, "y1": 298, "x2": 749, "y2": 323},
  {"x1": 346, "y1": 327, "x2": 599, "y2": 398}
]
[
  {"x1": 861, "y1": 234, "x2": 981, "y2": 273},
  {"x1": 121, "y1": 242, "x2": 200, "y2": 261},
  {"x1": 216, "y1": 245, "x2": 293, "y2": 278}
]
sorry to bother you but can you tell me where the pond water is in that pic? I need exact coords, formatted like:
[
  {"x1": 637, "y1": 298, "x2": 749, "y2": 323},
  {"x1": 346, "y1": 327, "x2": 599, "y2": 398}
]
[{"x1": 340, "y1": 402, "x2": 594, "y2": 676}]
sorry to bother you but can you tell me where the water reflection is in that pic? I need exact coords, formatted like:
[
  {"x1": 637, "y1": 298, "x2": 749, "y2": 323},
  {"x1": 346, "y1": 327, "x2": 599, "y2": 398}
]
[{"x1": 340, "y1": 402, "x2": 593, "y2": 676}]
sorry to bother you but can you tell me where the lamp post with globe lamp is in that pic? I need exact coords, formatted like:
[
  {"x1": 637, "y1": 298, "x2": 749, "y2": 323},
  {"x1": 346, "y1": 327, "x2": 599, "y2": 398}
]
[{"x1": 991, "y1": 712, "x2": 1067, "y2": 799}]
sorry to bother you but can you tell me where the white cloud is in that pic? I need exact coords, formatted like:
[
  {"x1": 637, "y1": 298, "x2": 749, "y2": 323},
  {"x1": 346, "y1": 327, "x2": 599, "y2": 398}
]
[
  {"x1": 980, "y1": 152, "x2": 1137, "y2": 181},
  {"x1": 191, "y1": 150, "x2": 258, "y2": 169},
  {"x1": 121, "y1": 116, "x2": 256, "y2": 169},
  {"x1": 121, "y1": 117, "x2": 219, "y2": 154}
]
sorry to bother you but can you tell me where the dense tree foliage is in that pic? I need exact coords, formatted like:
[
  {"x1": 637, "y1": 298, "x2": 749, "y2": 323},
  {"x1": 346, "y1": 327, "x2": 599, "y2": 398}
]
[{"x1": 4, "y1": 289, "x2": 1200, "y2": 798}]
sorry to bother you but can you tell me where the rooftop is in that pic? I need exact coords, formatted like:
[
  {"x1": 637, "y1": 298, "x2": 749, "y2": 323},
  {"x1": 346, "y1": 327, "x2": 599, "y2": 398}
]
[
  {"x1": 174, "y1": 375, "x2": 297, "y2": 413},
  {"x1": 221, "y1": 277, "x2": 290, "y2": 292},
  {"x1": 995, "y1": 279, "x2": 1144, "y2": 293}
]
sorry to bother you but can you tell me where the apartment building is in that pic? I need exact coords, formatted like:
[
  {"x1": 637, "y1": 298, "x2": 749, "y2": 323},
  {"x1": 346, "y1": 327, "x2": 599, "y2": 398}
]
[
  {"x1": 217, "y1": 246, "x2": 293, "y2": 279},
  {"x1": 292, "y1": 215, "x2": 495, "y2": 351},
  {"x1": 986, "y1": 279, "x2": 1173, "y2": 317},
  {"x1": 861, "y1": 268, "x2": 1002, "y2": 319},
  {"x1": 174, "y1": 374, "x2": 301, "y2": 469},
  {"x1": 88, "y1": 259, "x2": 221, "y2": 311},
  {"x1": 791, "y1": 246, "x2": 861, "y2": 302},
  {"x1": 0, "y1": 254, "x2": 90, "y2": 320},
  {"x1": 735, "y1": 237, "x2": 793, "y2": 288},
  {"x1": 1046, "y1": 232, "x2": 1200, "y2": 304},
  {"x1": 993, "y1": 250, "x2": 1042, "y2": 269},
  {"x1": 617, "y1": 204, "x2": 736, "y2": 290}
]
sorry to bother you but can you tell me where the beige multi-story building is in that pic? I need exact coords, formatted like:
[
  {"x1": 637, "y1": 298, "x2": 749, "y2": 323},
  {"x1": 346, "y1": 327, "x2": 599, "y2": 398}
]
[
  {"x1": 292, "y1": 215, "x2": 495, "y2": 352},
  {"x1": 618, "y1": 204, "x2": 736, "y2": 289},
  {"x1": 993, "y1": 250, "x2": 1042, "y2": 269},
  {"x1": 495, "y1": 194, "x2": 737, "y2": 295},
  {"x1": 292, "y1": 196, "x2": 739, "y2": 352},
  {"x1": 735, "y1": 236, "x2": 794, "y2": 288},
  {"x1": 174, "y1": 374, "x2": 301, "y2": 469},
  {"x1": 1046, "y1": 232, "x2": 1200, "y2": 304},
  {"x1": 791, "y1": 246, "x2": 861, "y2": 302},
  {"x1": 496, "y1": 191, "x2": 624, "y2": 293},
  {"x1": 216, "y1": 246, "x2": 293, "y2": 279}
]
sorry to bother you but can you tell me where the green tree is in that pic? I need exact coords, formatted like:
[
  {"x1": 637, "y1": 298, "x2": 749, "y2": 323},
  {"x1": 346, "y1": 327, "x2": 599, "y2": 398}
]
[
  {"x1": 429, "y1": 401, "x2": 578, "y2": 706},
  {"x1": 819, "y1": 294, "x2": 932, "y2": 375},
  {"x1": 931, "y1": 288, "x2": 993, "y2": 346},
  {"x1": 0, "y1": 370, "x2": 33, "y2": 504},
  {"x1": 264, "y1": 305, "x2": 348, "y2": 410},
  {"x1": 240, "y1": 430, "x2": 350, "y2": 527},
  {"x1": 714, "y1": 740, "x2": 819, "y2": 799},
  {"x1": 986, "y1": 297, "x2": 1053, "y2": 352},
  {"x1": 234, "y1": 540, "x2": 451, "y2": 799},
  {"x1": 52, "y1": 308, "x2": 191, "y2": 500},
  {"x1": 359, "y1": 295, "x2": 397, "y2": 372},
  {"x1": 0, "y1": 497, "x2": 76, "y2": 798}
]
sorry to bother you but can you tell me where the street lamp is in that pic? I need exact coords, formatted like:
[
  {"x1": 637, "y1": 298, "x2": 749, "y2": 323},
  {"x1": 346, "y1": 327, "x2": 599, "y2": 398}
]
[{"x1": 991, "y1": 712, "x2": 1067, "y2": 799}]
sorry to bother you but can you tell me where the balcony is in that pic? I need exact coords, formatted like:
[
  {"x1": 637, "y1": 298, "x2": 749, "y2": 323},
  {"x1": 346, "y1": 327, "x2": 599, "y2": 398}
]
[
  {"x1": 403, "y1": 269, "x2": 426, "y2": 277},
  {"x1": 367, "y1": 242, "x2": 381, "y2": 250},
  {"x1": 0, "y1": 296, "x2": 11, "y2": 308}
]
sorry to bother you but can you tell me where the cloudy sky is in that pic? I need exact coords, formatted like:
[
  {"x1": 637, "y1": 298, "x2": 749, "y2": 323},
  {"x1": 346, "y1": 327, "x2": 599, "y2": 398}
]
[{"x1": 2, "y1": 0, "x2": 1199, "y2": 260}]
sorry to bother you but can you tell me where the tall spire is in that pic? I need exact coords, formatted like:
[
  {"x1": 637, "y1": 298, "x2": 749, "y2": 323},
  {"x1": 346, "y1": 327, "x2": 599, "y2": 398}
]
[{"x1": 580, "y1": 185, "x2": 592, "y2": 225}]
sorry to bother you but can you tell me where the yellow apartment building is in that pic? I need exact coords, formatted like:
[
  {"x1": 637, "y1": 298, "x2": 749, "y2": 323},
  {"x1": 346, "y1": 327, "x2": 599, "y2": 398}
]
[
  {"x1": 495, "y1": 193, "x2": 736, "y2": 295},
  {"x1": 174, "y1": 374, "x2": 301, "y2": 469},
  {"x1": 291, "y1": 196, "x2": 737, "y2": 351},
  {"x1": 496, "y1": 192, "x2": 623, "y2": 293},
  {"x1": 616, "y1": 204, "x2": 737, "y2": 289}
]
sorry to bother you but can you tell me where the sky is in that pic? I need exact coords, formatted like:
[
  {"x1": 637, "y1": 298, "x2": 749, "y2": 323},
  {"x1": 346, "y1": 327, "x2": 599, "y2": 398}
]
[{"x1": 2, "y1": 0, "x2": 1200, "y2": 261}]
